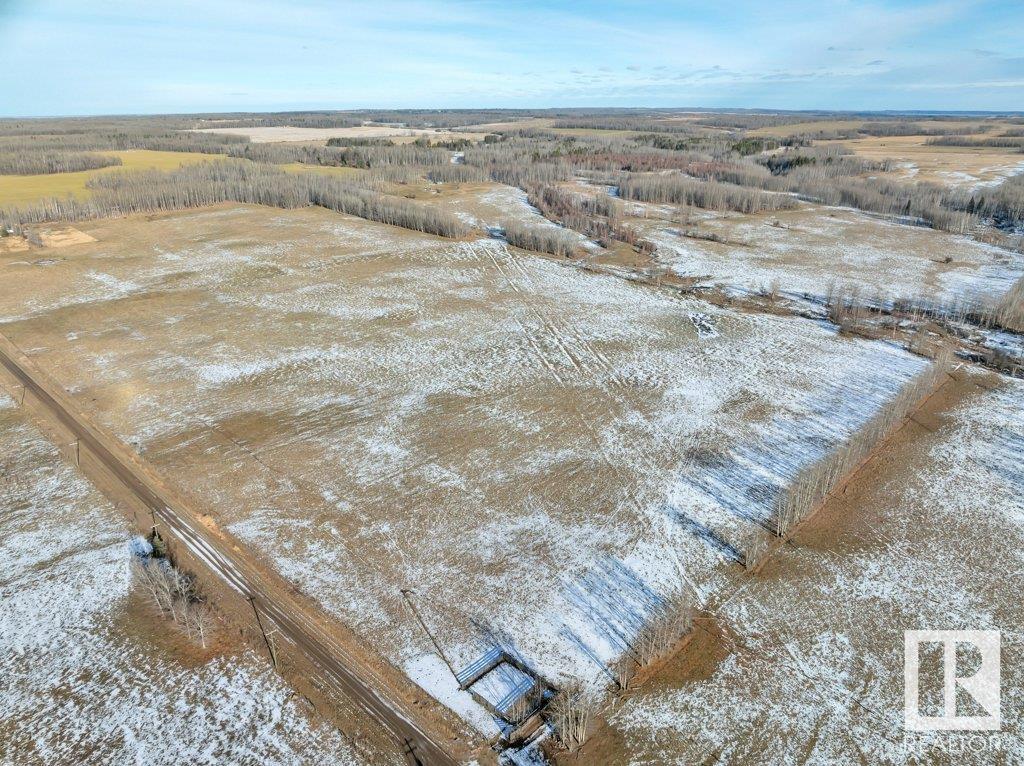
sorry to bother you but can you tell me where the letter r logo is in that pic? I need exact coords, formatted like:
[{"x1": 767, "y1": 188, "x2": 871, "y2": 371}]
[{"x1": 905, "y1": 630, "x2": 1000, "y2": 731}]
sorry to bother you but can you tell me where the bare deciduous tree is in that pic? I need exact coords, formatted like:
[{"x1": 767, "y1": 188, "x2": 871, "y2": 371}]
[
  {"x1": 549, "y1": 682, "x2": 596, "y2": 752},
  {"x1": 773, "y1": 348, "x2": 952, "y2": 537},
  {"x1": 0, "y1": 151, "x2": 122, "y2": 175},
  {"x1": 131, "y1": 556, "x2": 214, "y2": 649},
  {"x1": 618, "y1": 174, "x2": 798, "y2": 214},
  {"x1": 502, "y1": 220, "x2": 579, "y2": 257}
]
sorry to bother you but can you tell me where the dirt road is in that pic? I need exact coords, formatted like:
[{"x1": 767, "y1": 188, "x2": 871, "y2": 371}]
[{"x1": 0, "y1": 333, "x2": 459, "y2": 766}]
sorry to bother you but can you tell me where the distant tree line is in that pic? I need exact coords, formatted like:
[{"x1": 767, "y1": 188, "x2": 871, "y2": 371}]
[
  {"x1": 856, "y1": 122, "x2": 991, "y2": 137},
  {"x1": 926, "y1": 135, "x2": 1024, "y2": 150},
  {"x1": 618, "y1": 174, "x2": 798, "y2": 214},
  {"x1": 551, "y1": 117, "x2": 699, "y2": 134},
  {"x1": 325, "y1": 136, "x2": 395, "y2": 147},
  {"x1": 226, "y1": 142, "x2": 451, "y2": 168},
  {"x1": 0, "y1": 150, "x2": 122, "y2": 175},
  {"x1": 0, "y1": 129, "x2": 248, "y2": 155}
]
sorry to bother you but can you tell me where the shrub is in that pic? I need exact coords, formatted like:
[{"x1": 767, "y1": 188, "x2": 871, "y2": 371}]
[{"x1": 132, "y1": 555, "x2": 214, "y2": 648}]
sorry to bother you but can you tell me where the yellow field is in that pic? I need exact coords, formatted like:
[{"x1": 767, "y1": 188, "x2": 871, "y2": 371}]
[
  {"x1": 818, "y1": 134, "x2": 1024, "y2": 187},
  {"x1": 747, "y1": 119, "x2": 866, "y2": 137},
  {"x1": 749, "y1": 118, "x2": 1007, "y2": 138},
  {"x1": 0, "y1": 150, "x2": 215, "y2": 206}
]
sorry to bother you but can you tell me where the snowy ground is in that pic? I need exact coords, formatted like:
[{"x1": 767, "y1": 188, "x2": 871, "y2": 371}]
[
  {"x1": 0, "y1": 204, "x2": 953, "y2": 736},
  {"x1": 431, "y1": 182, "x2": 598, "y2": 251},
  {"x1": 608, "y1": 376, "x2": 1024, "y2": 764},
  {"x1": 0, "y1": 392, "x2": 380, "y2": 766},
  {"x1": 631, "y1": 202, "x2": 1024, "y2": 305}
]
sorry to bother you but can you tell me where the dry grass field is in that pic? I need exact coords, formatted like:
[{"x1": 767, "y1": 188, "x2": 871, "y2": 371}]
[
  {"x1": 827, "y1": 134, "x2": 1024, "y2": 188},
  {"x1": 2, "y1": 107, "x2": 1023, "y2": 764},
  {"x1": 0, "y1": 150, "x2": 215, "y2": 206}
]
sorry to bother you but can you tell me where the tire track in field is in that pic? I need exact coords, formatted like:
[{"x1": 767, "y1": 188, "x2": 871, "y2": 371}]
[{"x1": 487, "y1": 242, "x2": 691, "y2": 509}]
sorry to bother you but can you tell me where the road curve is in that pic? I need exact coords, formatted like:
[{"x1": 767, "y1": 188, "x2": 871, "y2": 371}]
[{"x1": 0, "y1": 334, "x2": 458, "y2": 766}]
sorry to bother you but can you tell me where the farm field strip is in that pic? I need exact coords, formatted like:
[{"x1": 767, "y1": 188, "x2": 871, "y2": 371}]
[{"x1": 630, "y1": 201, "x2": 1024, "y2": 304}]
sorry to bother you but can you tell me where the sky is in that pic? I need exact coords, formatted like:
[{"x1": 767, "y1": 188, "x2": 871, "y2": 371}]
[{"x1": 0, "y1": 0, "x2": 1022, "y2": 116}]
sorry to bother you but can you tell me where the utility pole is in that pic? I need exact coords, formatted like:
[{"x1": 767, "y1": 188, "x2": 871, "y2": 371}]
[
  {"x1": 400, "y1": 588, "x2": 457, "y2": 681},
  {"x1": 248, "y1": 594, "x2": 278, "y2": 669},
  {"x1": 402, "y1": 737, "x2": 425, "y2": 766}
]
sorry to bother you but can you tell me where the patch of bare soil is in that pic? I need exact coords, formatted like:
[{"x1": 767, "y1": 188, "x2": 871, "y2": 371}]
[
  {"x1": 115, "y1": 589, "x2": 235, "y2": 668},
  {"x1": 648, "y1": 615, "x2": 737, "y2": 687},
  {"x1": 0, "y1": 236, "x2": 30, "y2": 253},
  {"x1": 26, "y1": 226, "x2": 96, "y2": 249},
  {"x1": 549, "y1": 615, "x2": 739, "y2": 766}
]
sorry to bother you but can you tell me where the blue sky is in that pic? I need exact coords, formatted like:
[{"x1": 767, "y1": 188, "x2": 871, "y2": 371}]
[{"x1": 1, "y1": 0, "x2": 1022, "y2": 116}]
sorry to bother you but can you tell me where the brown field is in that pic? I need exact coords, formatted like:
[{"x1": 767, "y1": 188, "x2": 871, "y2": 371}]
[
  {"x1": 3, "y1": 106, "x2": 1023, "y2": 764},
  {"x1": 279, "y1": 162, "x2": 368, "y2": 180},
  {"x1": 193, "y1": 125, "x2": 489, "y2": 143},
  {"x1": 826, "y1": 134, "x2": 1024, "y2": 187}
]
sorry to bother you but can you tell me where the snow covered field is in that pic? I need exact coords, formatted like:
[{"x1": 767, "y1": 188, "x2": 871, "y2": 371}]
[
  {"x1": 632, "y1": 202, "x2": 1024, "y2": 305},
  {"x1": 430, "y1": 181, "x2": 598, "y2": 251},
  {"x1": 608, "y1": 376, "x2": 1024, "y2": 764},
  {"x1": 0, "y1": 204, "x2": 953, "y2": 735},
  {"x1": 0, "y1": 392, "x2": 377, "y2": 766}
]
